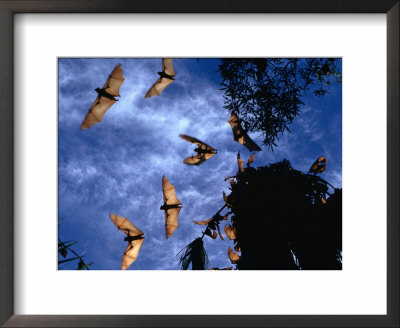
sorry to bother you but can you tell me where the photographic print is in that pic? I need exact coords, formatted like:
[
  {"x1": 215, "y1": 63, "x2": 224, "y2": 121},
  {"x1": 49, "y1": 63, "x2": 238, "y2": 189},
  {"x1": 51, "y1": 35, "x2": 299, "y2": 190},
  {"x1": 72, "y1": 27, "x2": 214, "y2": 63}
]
[{"x1": 58, "y1": 58, "x2": 342, "y2": 270}]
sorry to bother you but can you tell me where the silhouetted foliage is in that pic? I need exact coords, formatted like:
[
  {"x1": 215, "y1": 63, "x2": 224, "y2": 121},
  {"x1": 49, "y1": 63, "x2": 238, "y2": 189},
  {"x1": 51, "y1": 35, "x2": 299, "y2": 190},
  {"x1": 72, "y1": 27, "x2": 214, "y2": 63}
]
[
  {"x1": 218, "y1": 58, "x2": 342, "y2": 148},
  {"x1": 179, "y1": 155, "x2": 342, "y2": 270},
  {"x1": 58, "y1": 218, "x2": 93, "y2": 270},
  {"x1": 58, "y1": 239, "x2": 93, "y2": 270},
  {"x1": 177, "y1": 237, "x2": 209, "y2": 270},
  {"x1": 227, "y1": 158, "x2": 342, "y2": 270}
]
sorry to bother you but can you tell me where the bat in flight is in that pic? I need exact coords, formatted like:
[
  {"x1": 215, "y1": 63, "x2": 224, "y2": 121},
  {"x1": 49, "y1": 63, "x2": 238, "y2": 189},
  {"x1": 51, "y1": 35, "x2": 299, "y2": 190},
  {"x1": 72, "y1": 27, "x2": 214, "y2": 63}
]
[
  {"x1": 109, "y1": 213, "x2": 144, "y2": 270},
  {"x1": 160, "y1": 175, "x2": 182, "y2": 239},
  {"x1": 228, "y1": 112, "x2": 262, "y2": 152},
  {"x1": 80, "y1": 64, "x2": 125, "y2": 130},
  {"x1": 145, "y1": 58, "x2": 176, "y2": 98},
  {"x1": 309, "y1": 156, "x2": 327, "y2": 174},
  {"x1": 179, "y1": 134, "x2": 217, "y2": 166}
]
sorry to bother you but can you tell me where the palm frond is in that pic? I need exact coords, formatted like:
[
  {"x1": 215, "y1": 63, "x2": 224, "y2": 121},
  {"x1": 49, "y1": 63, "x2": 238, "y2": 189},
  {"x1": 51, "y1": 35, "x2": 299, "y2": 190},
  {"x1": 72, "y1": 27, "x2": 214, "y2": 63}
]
[{"x1": 177, "y1": 238, "x2": 209, "y2": 270}]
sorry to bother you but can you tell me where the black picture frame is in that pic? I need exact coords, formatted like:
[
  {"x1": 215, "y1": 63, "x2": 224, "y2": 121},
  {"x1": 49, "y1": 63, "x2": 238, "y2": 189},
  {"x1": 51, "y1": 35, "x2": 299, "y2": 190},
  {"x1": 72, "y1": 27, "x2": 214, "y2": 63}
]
[{"x1": 0, "y1": 1, "x2": 398, "y2": 327}]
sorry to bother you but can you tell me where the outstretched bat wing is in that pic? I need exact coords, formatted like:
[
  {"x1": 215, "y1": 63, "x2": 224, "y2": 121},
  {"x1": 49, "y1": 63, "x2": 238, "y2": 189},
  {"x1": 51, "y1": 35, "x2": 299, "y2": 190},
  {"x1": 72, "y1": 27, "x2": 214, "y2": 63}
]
[
  {"x1": 80, "y1": 96, "x2": 116, "y2": 130},
  {"x1": 80, "y1": 64, "x2": 124, "y2": 130},
  {"x1": 162, "y1": 176, "x2": 181, "y2": 205},
  {"x1": 228, "y1": 113, "x2": 261, "y2": 152},
  {"x1": 193, "y1": 217, "x2": 213, "y2": 225},
  {"x1": 121, "y1": 237, "x2": 145, "y2": 270},
  {"x1": 165, "y1": 207, "x2": 180, "y2": 239},
  {"x1": 183, "y1": 155, "x2": 205, "y2": 166},
  {"x1": 103, "y1": 64, "x2": 125, "y2": 97},
  {"x1": 145, "y1": 77, "x2": 175, "y2": 98},
  {"x1": 162, "y1": 58, "x2": 176, "y2": 77},
  {"x1": 179, "y1": 134, "x2": 215, "y2": 151},
  {"x1": 109, "y1": 213, "x2": 144, "y2": 237},
  {"x1": 241, "y1": 132, "x2": 261, "y2": 152},
  {"x1": 183, "y1": 153, "x2": 215, "y2": 166}
]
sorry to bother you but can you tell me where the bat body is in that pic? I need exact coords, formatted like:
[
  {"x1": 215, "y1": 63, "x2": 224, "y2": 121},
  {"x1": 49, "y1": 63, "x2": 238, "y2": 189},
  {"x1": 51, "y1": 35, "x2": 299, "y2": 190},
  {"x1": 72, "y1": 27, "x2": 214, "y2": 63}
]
[
  {"x1": 109, "y1": 213, "x2": 144, "y2": 270},
  {"x1": 228, "y1": 112, "x2": 261, "y2": 152},
  {"x1": 179, "y1": 134, "x2": 217, "y2": 166},
  {"x1": 145, "y1": 59, "x2": 176, "y2": 98},
  {"x1": 80, "y1": 64, "x2": 125, "y2": 130},
  {"x1": 161, "y1": 175, "x2": 182, "y2": 239}
]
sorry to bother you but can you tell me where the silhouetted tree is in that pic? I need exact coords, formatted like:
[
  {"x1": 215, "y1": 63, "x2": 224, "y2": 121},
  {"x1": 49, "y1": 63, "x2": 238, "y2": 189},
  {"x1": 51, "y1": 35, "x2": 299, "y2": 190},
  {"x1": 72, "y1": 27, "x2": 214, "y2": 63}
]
[
  {"x1": 227, "y1": 158, "x2": 342, "y2": 270},
  {"x1": 218, "y1": 58, "x2": 342, "y2": 148},
  {"x1": 178, "y1": 155, "x2": 342, "y2": 270}
]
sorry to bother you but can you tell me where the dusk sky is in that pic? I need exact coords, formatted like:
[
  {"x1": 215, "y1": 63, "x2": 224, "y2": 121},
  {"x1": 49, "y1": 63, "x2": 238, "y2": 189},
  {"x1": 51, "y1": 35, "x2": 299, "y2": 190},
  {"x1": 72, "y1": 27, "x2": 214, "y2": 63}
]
[{"x1": 58, "y1": 58, "x2": 342, "y2": 270}]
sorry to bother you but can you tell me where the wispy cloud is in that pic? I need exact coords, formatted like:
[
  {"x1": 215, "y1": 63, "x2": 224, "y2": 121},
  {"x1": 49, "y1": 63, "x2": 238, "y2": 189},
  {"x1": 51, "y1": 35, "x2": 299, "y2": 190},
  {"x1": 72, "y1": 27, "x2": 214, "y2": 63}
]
[{"x1": 58, "y1": 58, "x2": 342, "y2": 270}]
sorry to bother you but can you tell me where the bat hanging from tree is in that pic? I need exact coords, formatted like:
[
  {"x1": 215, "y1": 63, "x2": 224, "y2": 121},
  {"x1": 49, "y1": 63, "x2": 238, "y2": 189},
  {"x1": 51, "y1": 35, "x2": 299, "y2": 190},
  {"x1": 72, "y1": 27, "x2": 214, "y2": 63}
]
[
  {"x1": 109, "y1": 213, "x2": 145, "y2": 270},
  {"x1": 228, "y1": 246, "x2": 240, "y2": 264},
  {"x1": 80, "y1": 64, "x2": 125, "y2": 130},
  {"x1": 309, "y1": 156, "x2": 327, "y2": 174},
  {"x1": 228, "y1": 112, "x2": 262, "y2": 152},
  {"x1": 179, "y1": 134, "x2": 217, "y2": 166},
  {"x1": 160, "y1": 175, "x2": 182, "y2": 239},
  {"x1": 145, "y1": 58, "x2": 176, "y2": 98}
]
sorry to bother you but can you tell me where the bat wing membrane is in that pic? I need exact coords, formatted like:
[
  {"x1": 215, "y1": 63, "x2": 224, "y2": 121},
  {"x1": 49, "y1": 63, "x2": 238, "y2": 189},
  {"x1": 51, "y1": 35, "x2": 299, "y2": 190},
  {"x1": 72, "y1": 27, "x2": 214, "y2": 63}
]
[
  {"x1": 203, "y1": 152, "x2": 215, "y2": 160},
  {"x1": 165, "y1": 207, "x2": 180, "y2": 239},
  {"x1": 179, "y1": 134, "x2": 215, "y2": 152},
  {"x1": 193, "y1": 217, "x2": 213, "y2": 225},
  {"x1": 121, "y1": 237, "x2": 145, "y2": 270},
  {"x1": 109, "y1": 214, "x2": 144, "y2": 236},
  {"x1": 145, "y1": 77, "x2": 174, "y2": 98},
  {"x1": 183, "y1": 155, "x2": 204, "y2": 166},
  {"x1": 228, "y1": 113, "x2": 261, "y2": 151},
  {"x1": 103, "y1": 64, "x2": 125, "y2": 96},
  {"x1": 228, "y1": 247, "x2": 240, "y2": 264},
  {"x1": 162, "y1": 176, "x2": 181, "y2": 205},
  {"x1": 242, "y1": 134, "x2": 262, "y2": 152},
  {"x1": 224, "y1": 225, "x2": 237, "y2": 240},
  {"x1": 162, "y1": 58, "x2": 176, "y2": 77},
  {"x1": 80, "y1": 96, "x2": 116, "y2": 130}
]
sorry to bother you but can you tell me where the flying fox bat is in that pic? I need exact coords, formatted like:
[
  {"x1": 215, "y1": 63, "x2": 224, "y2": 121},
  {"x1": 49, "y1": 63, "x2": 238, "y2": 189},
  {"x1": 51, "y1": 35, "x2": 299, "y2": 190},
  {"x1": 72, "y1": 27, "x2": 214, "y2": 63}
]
[
  {"x1": 109, "y1": 213, "x2": 144, "y2": 270},
  {"x1": 228, "y1": 112, "x2": 262, "y2": 152},
  {"x1": 228, "y1": 247, "x2": 240, "y2": 264},
  {"x1": 179, "y1": 134, "x2": 217, "y2": 166},
  {"x1": 160, "y1": 175, "x2": 182, "y2": 239},
  {"x1": 145, "y1": 58, "x2": 176, "y2": 98},
  {"x1": 309, "y1": 156, "x2": 327, "y2": 174},
  {"x1": 194, "y1": 210, "x2": 229, "y2": 241},
  {"x1": 224, "y1": 224, "x2": 237, "y2": 240},
  {"x1": 80, "y1": 64, "x2": 125, "y2": 130}
]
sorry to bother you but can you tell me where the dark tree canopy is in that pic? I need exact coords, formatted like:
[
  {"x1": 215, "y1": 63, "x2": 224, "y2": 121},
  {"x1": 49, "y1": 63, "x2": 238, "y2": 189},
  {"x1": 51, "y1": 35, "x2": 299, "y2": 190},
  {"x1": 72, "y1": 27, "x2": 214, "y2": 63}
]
[
  {"x1": 227, "y1": 159, "x2": 342, "y2": 270},
  {"x1": 177, "y1": 237, "x2": 209, "y2": 270},
  {"x1": 218, "y1": 58, "x2": 342, "y2": 148},
  {"x1": 178, "y1": 157, "x2": 342, "y2": 270}
]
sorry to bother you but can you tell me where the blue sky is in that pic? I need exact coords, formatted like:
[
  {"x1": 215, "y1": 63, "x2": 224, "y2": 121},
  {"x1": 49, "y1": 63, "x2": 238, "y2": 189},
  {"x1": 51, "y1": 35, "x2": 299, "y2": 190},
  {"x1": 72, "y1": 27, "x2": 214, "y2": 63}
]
[{"x1": 58, "y1": 58, "x2": 342, "y2": 270}]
